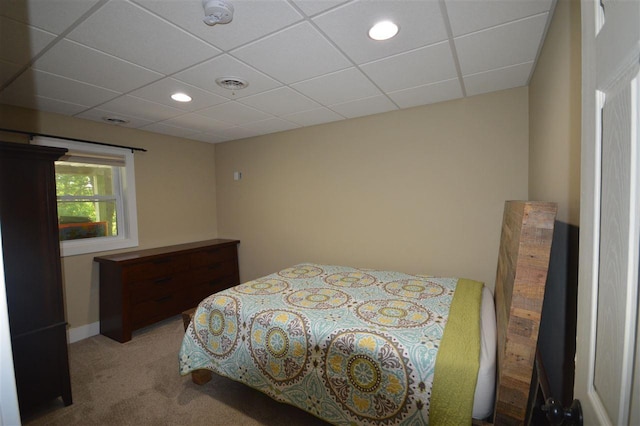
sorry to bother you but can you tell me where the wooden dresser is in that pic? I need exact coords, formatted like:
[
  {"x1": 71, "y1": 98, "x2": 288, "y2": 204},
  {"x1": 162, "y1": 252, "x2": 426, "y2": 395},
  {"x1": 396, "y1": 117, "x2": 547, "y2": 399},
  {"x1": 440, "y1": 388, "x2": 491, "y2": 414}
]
[
  {"x1": 0, "y1": 141, "x2": 72, "y2": 413},
  {"x1": 95, "y1": 239, "x2": 240, "y2": 343}
]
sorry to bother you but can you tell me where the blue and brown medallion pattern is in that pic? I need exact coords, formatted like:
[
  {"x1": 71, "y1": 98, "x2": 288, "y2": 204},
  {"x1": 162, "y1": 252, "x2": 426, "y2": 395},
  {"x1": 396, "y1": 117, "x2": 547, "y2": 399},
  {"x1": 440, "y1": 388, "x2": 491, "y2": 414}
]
[
  {"x1": 383, "y1": 278, "x2": 449, "y2": 300},
  {"x1": 286, "y1": 287, "x2": 352, "y2": 310},
  {"x1": 232, "y1": 278, "x2": 289, "y2": 295},
  {"x1": 324, "y1": 271, "x2": 377, "y2": 288},
  {"x1": 192, "y1": 294, "x2": 241, "y2": 359},
  {"x1": 180, "y1": 264, "x2": 463, "y2": 425},
  {"x1": 355, "y1": 299, "x2": 432, "y2": 328},
  {"x1": 322, "y1": 329, "x2": 414, "y2": 424},
  {"x1": 248, "y1": 309, "x2": 310, "y2": 385}
]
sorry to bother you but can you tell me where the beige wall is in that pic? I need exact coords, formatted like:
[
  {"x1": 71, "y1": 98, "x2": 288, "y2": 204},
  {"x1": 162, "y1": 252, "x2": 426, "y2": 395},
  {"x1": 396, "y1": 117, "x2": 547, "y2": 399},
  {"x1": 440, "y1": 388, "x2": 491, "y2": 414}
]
[
  {"x1": 529, "y1": 0, "x2": 581, "y2": 226},
  {"x1": 2, "y1": 36, "x2": 554, "y2": 330},
  {"x1": 216, "y1": 88, "x2": 529, "y2": 290},
  {"x1": 0, "y1": 104, "x2": 218, "y2": 329}
]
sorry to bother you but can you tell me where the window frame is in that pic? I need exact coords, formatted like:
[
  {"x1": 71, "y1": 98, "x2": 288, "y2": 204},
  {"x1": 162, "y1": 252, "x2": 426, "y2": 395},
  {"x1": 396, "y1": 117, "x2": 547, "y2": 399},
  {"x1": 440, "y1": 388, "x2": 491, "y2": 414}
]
[{"x1": 33, "y1": 137, "x2": 139, "y2": 256}]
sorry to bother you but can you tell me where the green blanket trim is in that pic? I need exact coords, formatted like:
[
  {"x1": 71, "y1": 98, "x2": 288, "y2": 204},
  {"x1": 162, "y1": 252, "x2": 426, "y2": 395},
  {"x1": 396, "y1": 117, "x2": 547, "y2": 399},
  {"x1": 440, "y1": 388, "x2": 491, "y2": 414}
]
[{"x1": 430, "y1": 278, "x2": 484, "y2": 425}]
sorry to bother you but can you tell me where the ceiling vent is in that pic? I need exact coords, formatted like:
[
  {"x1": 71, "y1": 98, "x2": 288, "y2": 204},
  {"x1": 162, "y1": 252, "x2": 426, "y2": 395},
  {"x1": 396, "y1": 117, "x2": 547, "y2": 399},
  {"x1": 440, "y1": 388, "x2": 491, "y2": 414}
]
[
  {"x1": 102, "y1": 116, "x2": 130, "y2": 125},
  {"x1": 215, "y1": 77, "x2": 249, "y2": 91}
]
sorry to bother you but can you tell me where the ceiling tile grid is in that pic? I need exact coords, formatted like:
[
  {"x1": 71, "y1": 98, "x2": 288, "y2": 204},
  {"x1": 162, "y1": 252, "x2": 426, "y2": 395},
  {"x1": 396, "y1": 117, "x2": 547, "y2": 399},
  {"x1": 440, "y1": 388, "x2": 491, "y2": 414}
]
[
  {"x1": 231, "y1": 21, "x2": 353, "y2": 84},
  {"x1": 32, "y1": 39, "x2": 165, "y2": 93},
  {"x1": 311, "y1": 0, "x2": 449, "y2": 65},
  {"x1": 132, "y1": 0, "x2": 304, "y2": 52},
  {"x1": 0, "y1": 0, "x2": 103, "y2": 35},
  {"x1": 453, "y1": 13, "x2": 550, "y2": 76},
  {"x1": 0, "y1": 16, "x2": 57, "y2": 67},
  {"x1": 129, "y1": 77, "x2": 229, "y2": 111},
  {"x1": 0, "y1": 0, "x2": 556, "y2": 143},
  {"x1": 388, "y1": 78, "x2": 463, "y2": 109}
]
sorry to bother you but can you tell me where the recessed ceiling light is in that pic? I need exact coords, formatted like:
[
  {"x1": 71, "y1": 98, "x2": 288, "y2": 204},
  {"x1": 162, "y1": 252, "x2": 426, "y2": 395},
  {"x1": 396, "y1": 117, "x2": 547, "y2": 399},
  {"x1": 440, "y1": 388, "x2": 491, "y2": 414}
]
[
  {"x1": 171, "y1": 92, "x2": 192, "y2": 102},
  {"x1": 368, "y1": 21, "x2": 399, "y2": 41}
]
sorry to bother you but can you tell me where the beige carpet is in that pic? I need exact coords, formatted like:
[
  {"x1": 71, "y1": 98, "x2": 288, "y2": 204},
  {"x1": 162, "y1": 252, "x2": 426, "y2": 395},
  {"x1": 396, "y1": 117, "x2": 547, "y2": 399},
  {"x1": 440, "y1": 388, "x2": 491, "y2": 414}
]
[{"x1": 23, "y1": 316, "x2": 330, "y2": 426}]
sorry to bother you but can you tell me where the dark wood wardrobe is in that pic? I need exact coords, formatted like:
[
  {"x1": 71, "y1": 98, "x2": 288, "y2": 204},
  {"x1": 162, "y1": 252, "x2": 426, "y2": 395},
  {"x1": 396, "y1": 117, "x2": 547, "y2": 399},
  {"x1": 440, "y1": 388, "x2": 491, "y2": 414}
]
[{"x1": 0, "y1": 141, "x2": 72, "y2": 413}]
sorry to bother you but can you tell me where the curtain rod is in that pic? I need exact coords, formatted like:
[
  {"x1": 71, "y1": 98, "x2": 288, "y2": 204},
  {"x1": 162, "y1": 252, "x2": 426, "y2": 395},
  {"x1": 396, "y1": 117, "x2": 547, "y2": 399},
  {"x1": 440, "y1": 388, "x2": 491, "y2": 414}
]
[{"x1": 0, "y1": 128, "x2": 147, "y2": 153}]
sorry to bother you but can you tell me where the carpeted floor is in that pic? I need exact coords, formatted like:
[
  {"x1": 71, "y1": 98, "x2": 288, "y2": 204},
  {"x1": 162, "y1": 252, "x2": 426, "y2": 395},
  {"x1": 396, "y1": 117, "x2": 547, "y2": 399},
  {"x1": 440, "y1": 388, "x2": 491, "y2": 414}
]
[{"x1": 22, "y1": 316, "x2": 330, "y2": 426}]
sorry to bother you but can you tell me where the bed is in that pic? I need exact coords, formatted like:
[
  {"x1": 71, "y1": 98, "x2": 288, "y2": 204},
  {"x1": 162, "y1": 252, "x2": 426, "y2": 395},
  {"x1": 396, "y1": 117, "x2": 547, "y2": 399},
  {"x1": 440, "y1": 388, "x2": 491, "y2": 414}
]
[{"x1": 179, "y1": 201, "x2": 557, "y2": 425}]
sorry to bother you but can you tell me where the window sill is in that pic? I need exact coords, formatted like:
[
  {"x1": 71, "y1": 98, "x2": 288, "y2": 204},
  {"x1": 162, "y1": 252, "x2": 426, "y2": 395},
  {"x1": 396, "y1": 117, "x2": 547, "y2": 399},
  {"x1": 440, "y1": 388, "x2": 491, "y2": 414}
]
[{"x1": 60, "y1": 236, "x2": 139, "y2": 257}]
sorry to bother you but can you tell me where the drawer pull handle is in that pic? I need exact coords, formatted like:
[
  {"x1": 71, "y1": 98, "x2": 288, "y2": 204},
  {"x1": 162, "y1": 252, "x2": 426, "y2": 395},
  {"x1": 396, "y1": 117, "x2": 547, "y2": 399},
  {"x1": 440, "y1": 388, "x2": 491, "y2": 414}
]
[
  {"x1": 209, "y1": 263, "x2": 222, "y2": 270},
  {"x1": 154, "y1": 277, "x2": 172, "y2": 284},
  {"x1": 152, "y1": 259, "x2": 170, "y2": 265},
  {"x1": 156, "y1": 296, "x2": 172, "y2": 303}
]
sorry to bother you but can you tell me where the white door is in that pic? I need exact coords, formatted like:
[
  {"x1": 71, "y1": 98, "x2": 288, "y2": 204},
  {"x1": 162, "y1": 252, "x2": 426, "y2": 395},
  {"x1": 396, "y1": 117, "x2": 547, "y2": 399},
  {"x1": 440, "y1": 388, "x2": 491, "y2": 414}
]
[
  {"x1": 576, "y1": 0, "x2": 640, "y2": 425},
  {"x1": 0, "y1": 226, "x2": 22, "y2": 425}
]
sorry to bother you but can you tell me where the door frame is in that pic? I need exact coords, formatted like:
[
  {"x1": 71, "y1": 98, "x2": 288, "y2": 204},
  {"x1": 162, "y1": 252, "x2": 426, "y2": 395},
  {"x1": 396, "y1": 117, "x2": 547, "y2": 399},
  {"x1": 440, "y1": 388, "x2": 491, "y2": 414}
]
[{"x1": 575, "y1": 1, "x2": 640, "y2": 424}]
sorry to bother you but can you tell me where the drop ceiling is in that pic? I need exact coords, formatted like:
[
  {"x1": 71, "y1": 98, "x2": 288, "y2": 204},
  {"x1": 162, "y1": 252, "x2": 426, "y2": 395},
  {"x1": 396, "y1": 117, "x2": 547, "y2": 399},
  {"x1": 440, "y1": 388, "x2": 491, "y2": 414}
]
[{"x1": 0, "y1": 0, "x2": 556, "y2": 144}]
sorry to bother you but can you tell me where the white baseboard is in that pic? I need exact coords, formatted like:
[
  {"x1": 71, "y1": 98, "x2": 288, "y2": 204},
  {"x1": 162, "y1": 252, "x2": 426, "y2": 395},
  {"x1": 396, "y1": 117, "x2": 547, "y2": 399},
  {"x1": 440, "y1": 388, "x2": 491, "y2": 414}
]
[{"x1": 68, "y1": 321, "x2": 100, "y2": 343}]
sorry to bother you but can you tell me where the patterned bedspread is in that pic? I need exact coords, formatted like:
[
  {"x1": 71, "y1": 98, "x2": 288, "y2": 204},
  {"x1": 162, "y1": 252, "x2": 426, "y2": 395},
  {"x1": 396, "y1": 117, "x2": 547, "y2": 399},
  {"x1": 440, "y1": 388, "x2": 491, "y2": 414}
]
[{"x1": 179, "y1": 263, "x2": 482, "y2": 425}]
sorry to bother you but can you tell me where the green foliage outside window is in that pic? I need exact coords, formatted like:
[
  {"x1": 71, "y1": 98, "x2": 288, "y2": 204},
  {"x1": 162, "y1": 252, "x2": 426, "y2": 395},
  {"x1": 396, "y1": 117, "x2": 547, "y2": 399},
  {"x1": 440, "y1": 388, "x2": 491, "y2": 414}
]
[
  {"x1": 55, "y1": 162, "x2": 118, "y2": 238},
  {"x1": 56, "y1": 172, "x2": 97, "y2": 221}
]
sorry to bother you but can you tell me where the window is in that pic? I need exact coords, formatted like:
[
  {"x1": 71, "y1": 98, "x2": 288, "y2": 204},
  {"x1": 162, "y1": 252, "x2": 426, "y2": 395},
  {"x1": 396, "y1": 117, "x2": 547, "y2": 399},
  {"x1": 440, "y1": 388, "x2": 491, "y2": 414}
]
[{"x1": 33, "y1": 137, "x2": 139, "y2": 256}]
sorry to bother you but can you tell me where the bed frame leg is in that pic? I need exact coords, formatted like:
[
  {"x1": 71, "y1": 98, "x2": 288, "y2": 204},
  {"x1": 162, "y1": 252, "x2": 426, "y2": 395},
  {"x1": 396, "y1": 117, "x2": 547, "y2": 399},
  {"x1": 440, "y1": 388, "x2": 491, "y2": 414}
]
[{"x1": 181, "y1": 308, "x2": 213, "y2": 385}]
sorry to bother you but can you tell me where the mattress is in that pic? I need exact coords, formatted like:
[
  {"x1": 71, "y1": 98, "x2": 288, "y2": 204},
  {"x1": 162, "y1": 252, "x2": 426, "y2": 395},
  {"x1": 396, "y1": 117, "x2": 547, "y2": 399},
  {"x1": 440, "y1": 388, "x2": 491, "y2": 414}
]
[
  {"x1": 473, "y1": 286, "x2": 497, "y2": 419},
  {"x1": 180, "y1": 264, "x2": 493, "y2": 424}
]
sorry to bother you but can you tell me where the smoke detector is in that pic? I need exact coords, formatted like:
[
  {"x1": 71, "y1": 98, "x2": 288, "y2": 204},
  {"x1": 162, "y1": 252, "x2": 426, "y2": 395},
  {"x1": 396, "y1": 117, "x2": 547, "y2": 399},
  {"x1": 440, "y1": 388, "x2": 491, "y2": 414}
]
[{"x1": 202, "y1": 0, "x2": 234, "y2": 26}]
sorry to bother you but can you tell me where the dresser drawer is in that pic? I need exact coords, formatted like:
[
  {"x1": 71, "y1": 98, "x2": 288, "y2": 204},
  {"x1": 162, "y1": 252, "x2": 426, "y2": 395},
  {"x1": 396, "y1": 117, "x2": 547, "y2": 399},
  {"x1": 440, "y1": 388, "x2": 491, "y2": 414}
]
[
  {"x1": 96, "y1": 239, "x2": 239, "y2": 342},
  {"x1": 123, "y1": 254, "x2": 190, "y2": 282},
  {"x1": 190, "y1": 245, "x2": 237, "y2": 268},
  {"x1": 131, "y1": 293, "x2": 187, "y2": 328},
  {"x1": 189, "y1": 275, "x2": 239, "y2": 304},
  {"x1": 191, "y1": 259, "x2": 237, "y2": 283},
  {"x1": 129, "y1": 270, "x2": 193, "y2": 304}
]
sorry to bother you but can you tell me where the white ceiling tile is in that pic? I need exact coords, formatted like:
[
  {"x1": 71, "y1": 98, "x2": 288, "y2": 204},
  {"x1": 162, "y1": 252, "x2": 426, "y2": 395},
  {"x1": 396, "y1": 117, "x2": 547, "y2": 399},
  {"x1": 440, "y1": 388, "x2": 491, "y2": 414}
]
[
  {"x1": 163, "y1": 112, "x2": 234, "y2": 134},
  {"x1": 361, "y1": 42, "x2": 457, "y2": 92},
  {"x1": 239, "y1": 87, "x2": 320, "y2": 116},
  {"x1": 388, "y1": 78, "x2": 463, "y2": 109},
  {"x1": 33, "y1": 39, "x2": 163, "y2": 93},
  {"x1": 240, "y1": 117, "x2": 300, "y2": 135},
  {"x1": 0, "y1": 94, "x2": 88, "y2": 116},
  {"x1": 313, "y1": 0, "x2": 447, "y2": 64},
  {"x1": 186, "y1": 132, "x2": 232, "y2": 144},
  {"x1": 0, "y1": 59, "x2": 22, "y2": 87},
  {"x1": 0, "y1": 0, "x2": 556, "y2": 143},
  {"x1": 216, "y1": 126, "x2": 262, "y2": 140},
  {"x1": 445, "y1": 0, "x2": 553, "y2": 37},
  {"x1": 0, "y1": 0, "x2": 102, "y2": 34},
  {"x1": 329, "y1": 94, "x2": 397, "y2": 119},
  {"x1": 464, "y1": 61, "x2": 533, "y2": 96},
  {"x1": 98, "y1": 95, "x2": 185, "y2": 122},
  {"x1": 232, "y1": 22, "x2": 351, "y2": 84},
  {"x1": 129, "y1": 78, "x2": 228, "y2": 112},
  {"x1": 0, "y1": 17, "x2": 56, "y2": 65},
  {"x1": 74, "y1": 107, "x2": 153, "y2": 128},
  {"x1": 197, "y1": 101, "x2": 273, "y2": 125},
  {"x1": 139, "y1": 122, "x2": 202, "y2": 138},
  {"x1": 0, "y1": 68, "x2": 120, "y2": 106},
  {"x1": 66, "y1": 0, "x2": 221, "y2": 75},
  {"x1": 133, "y1": 0, "x2": 303, "y2": 51},
  {"x1": 283, "y1": 107, "x2": 344, "y2": 127},
  {"x1": 455, "y1": 13, "x2": 548, "y2": 76},
  {"x1": 291, "y1": 67, "x2": 381, "y2": 106},
  {"x1": 290, "y1": 0, "x2": 349, "y2": 17},
  {"x1": 174, "y1": 54, "x2": 280, "y2": 99}
]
